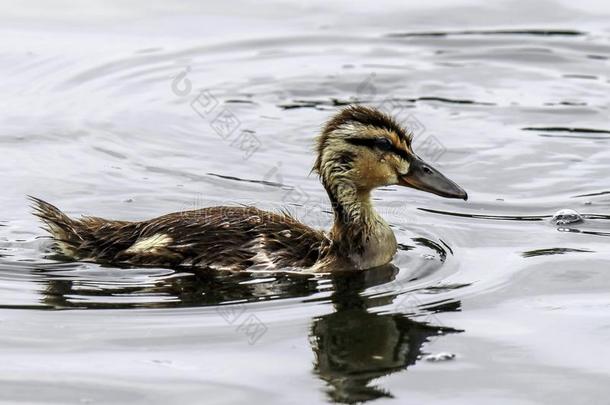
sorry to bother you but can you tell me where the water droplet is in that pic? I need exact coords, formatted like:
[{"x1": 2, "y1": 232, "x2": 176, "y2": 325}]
[
  {"x1": 425, "y1": 352, "x2": 456, "y2": 362},
  {"x1": 552, "y1": 209, "x2": 583, "y2": 225}
]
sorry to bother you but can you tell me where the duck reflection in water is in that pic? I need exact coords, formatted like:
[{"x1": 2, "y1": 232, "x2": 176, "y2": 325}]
[
  {"x1": 310, "y1": 265, "x2": 462, "y2": 403},
  {"x1": 33, "y1": 262, "x2": 462, "y2": 403}
]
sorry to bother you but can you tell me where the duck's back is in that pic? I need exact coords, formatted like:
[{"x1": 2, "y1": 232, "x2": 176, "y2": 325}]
[{"x1": 31, "y1": 198, "x2": 329, "y2": 271}]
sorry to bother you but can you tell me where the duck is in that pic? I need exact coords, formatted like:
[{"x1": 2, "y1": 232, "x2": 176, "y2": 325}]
[{"x1": 31, "y1": 105, "x2": 467, "y2": 272}]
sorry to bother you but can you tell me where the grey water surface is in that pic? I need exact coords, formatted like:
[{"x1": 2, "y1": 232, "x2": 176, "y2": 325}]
[{"x1": 1, "y1": 1, "x2": 609, "y2": 404}]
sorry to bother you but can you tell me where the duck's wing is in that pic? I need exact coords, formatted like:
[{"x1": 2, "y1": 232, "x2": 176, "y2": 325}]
[
  {"x1": 128, "y1": 206, "x2": 329, "y2": 270},
  {"x1": 31, "y1": 197, "x2": 328, "y2": 271}
]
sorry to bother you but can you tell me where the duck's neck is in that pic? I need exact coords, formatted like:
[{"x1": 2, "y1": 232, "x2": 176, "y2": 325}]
[{"x1": 324, "y1": 178, "x2": 397, "y2": 269}]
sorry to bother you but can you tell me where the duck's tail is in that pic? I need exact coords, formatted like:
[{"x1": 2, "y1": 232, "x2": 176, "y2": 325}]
[{"x1": 29, "y1": 196, "x2": 83, "y2": 257}]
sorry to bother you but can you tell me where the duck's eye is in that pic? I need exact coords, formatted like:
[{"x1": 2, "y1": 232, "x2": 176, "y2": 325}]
[{"x1": 374, "y1": 137, "x2": 393, "y2": 151}]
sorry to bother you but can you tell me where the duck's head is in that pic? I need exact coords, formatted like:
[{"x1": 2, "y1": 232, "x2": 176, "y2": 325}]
[{"x1": 313, "y1": 105, "x2": 467, "y2": 200}]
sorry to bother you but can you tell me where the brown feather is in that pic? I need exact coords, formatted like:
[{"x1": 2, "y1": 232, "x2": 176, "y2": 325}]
[{"x1": 31, "y1": 198, "x2": 331, "y2": 271}]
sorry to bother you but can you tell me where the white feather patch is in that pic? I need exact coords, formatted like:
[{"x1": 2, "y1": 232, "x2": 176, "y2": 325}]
[
  {"x1": 246, "y1": 236, "x2": 277, "y2": 271},
  {"x1": 43, "y1": 221, "x2": 77, "y2": 256},
  {"x1": 56, "y1": 241, "x2": 75, "y2": 256},
  {"x1": 126, "y1": 234, "x2": 173, "y2": 254}
]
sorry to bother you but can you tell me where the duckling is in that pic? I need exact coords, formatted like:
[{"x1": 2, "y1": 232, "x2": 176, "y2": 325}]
[{"x1": 31, "y1": 105, "x2": 467, "y2": 272}]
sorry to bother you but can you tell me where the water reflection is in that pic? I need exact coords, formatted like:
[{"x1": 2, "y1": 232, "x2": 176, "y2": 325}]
[
  {"x1": 310, "y1": 266, "x2": 462, "y2": 403},
  {"x1": 34, "y1": 266, "x2": 321, "y2": 309},
  {"x1": 1, "y1": 258, "x2": 463, "y2": 403}
]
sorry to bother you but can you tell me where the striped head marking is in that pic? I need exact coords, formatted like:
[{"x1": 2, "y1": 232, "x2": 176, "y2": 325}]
[
  {"x1": 313, "y1": 105, "x2": 413, "y2": 191},
  {"x1": 313, "y1": 105, "x2": 468, "y2": 200}
]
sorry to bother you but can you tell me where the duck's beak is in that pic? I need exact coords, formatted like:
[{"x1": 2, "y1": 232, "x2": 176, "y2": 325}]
[{"x1": 398, "y1": 156, "x2": 468, "y2": 200}]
